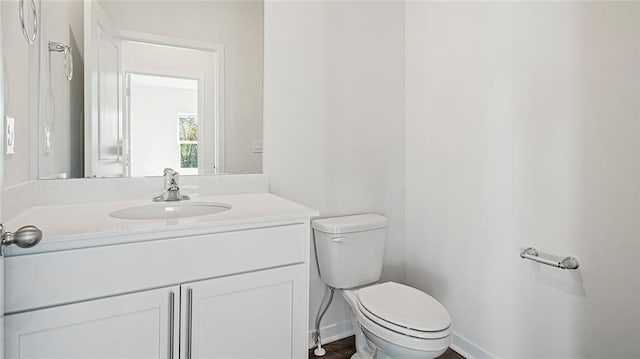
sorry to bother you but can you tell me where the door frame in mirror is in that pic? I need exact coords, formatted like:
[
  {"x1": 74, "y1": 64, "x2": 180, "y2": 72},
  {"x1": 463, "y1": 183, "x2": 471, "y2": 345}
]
[
  {"x1": 119, "y1": 31, "x2": 226, "y2": 176},
  {"x1": 84, "y1": 7, "x2": 225, "y2": 177}
]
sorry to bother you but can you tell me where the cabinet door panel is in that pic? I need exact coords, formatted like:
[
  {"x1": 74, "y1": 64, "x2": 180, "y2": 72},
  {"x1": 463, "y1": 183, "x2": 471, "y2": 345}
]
[
  {"x1": 183, "y1": 265, "x2": 306, "y2": 359},
  {"x1": 5, "y1": 286, "x2": 179, "y2": 359}
]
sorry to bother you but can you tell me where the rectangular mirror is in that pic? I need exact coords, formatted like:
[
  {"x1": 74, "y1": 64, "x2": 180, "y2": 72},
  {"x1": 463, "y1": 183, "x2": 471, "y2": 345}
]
[{"x1": 38, "y1": 0, "x2": 263, "y2": 179}]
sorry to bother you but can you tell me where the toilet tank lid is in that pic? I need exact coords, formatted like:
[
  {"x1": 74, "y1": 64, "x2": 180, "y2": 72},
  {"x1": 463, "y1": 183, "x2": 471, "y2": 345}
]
[{"x1": 312, "y1": 214, "x2": 387, "y2": 234}]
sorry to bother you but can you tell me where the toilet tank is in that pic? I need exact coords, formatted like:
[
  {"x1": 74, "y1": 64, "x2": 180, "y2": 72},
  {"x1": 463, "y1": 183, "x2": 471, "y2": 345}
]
[{"x1": 312, "y1": 214, "x2": 387, "y2": 289}]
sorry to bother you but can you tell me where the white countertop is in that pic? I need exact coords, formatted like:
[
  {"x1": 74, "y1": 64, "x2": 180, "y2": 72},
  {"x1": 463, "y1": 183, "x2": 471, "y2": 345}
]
[{"x1": 5, "y1": 193, "x2": 318, "y2": 256}]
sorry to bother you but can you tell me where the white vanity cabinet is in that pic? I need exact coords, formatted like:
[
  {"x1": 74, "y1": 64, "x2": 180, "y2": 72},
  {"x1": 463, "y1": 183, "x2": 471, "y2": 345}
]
[
  {"x1": 5, "y1": 285, "x2": 180, "y2": 359},
  {"x1": 3, "y1": 217, "x2": 313, "y2": 359},
  {"x1": 182, "y1": 265, "x2": 307, "y2": 359}
]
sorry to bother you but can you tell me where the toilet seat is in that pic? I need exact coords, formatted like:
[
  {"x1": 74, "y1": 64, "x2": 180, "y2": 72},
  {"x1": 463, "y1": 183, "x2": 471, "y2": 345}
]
[{"x1": 356, "y1": 282, "x2": 451, "y2": 339}]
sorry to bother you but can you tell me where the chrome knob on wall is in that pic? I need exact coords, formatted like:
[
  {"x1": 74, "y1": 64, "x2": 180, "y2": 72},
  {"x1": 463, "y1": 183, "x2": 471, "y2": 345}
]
[{"x1": 1, "y1": 224, "x2": 43, "y2": 249}]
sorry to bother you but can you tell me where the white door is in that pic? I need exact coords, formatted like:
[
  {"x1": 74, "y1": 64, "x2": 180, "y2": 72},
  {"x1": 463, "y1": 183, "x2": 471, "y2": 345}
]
[
  {"x1": 85, "y1": 0, "x2": 126, "y2": 177},
  {"x1": 0, "y1": 3, "x2": 6, "y2": 358},
  {"x1": 181, "y1": 265, "x2": 307, "y2": 359},
  {"x1": 5, "y1": 285, "x2": 180, "y2": 359},
  {"x1": 0, "y1": 3, "x2": 48, "y2": 359}
]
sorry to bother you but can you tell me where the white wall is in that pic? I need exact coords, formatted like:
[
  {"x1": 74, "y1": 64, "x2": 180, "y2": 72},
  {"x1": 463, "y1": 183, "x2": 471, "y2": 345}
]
[
  {"x1": 99, "y1": 0, "x2": 263, "y2": 174},
  {"x1": 38, "y1": 0, "x2": 84, "y2": 179},
  {"x1": 405, "y1": 2, "x2": 640, "y2": 358},
  {"x1": 264, "y1": 0, "x2": 405, "y2": 343},
  {"x1": 1, "y1": 0, "x2": 39, "y2": 187},
  {"x1": 129, "y1": 82, "x2": 197, "y2": 177},
  {"x1": 2, "y1": 0, "x2": 83, "y2": 185}
]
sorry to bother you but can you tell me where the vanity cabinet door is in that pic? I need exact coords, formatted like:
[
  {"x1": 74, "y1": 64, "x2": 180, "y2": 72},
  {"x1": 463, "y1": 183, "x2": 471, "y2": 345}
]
[
  {"x1": 181, "y1": 264, "x2": 307, "y2": 359},
  {"x1": 5, "y1": 285, "x2": 180, "y2": 359}
]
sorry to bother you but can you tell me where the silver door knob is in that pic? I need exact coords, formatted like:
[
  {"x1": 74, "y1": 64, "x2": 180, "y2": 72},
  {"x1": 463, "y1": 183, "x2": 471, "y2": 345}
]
[{"x1": 2, "y1": 225, "x2": 43, "y2": 248}]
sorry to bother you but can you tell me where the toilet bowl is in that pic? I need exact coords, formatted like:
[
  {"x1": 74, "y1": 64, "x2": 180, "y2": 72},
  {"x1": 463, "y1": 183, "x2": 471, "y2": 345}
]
[
  {"x1": 341, "y1": 282, "x2": 451, "y2": 359},
  {"x1": 312, "y1": 214, "x2": 452, "y2": 359}
]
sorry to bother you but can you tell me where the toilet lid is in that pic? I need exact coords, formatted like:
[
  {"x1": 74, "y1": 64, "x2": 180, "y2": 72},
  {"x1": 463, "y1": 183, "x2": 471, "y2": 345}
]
[{"x1": 357, "y1": 282, "x2": 451, "y2": 333}]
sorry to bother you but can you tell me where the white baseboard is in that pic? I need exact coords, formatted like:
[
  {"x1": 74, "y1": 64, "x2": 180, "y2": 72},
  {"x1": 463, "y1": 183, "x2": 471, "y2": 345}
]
[
  {"x1": 451, "y1": 331, "x2": 498, "y2": 359},
  {"x1": 308, "y1": 319, "x2": 354, "y2": 349}
]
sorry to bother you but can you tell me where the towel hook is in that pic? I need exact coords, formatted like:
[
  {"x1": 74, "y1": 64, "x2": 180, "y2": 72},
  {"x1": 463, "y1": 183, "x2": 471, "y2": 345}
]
[{"x1": 48, "y1": 41, "x2": 73, "y2": 81}]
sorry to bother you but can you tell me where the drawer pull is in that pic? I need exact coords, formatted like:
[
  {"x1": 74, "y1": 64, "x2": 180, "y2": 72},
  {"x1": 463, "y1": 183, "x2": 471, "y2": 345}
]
[
  {"x1": 168, "y1": 291, "x2": 175, "y2": 359},
  {"x1": 186, "y1": 288, "x2": 193, "y2": 359}
]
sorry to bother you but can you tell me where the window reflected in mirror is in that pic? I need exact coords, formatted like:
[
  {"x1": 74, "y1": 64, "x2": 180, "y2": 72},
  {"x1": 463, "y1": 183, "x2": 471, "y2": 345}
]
[{"x1": 178, "y1": 114, "x2": 199, "y2": 173}]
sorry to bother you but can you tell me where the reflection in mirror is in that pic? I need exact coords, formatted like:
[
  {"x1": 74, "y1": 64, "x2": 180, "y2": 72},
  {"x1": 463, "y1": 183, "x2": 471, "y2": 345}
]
[
  {"x1": 37, "y1": 0, "x2": 263, "y2": 179},
  {"x1": 129, "y1": 74, "x2": 199, "y2": 177},
  {"x1": 91, "y1": 38, "x2": 219, "y2": 177}
]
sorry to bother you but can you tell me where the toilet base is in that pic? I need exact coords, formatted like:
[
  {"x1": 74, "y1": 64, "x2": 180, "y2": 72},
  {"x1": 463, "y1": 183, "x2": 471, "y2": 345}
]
[{"x1": 362, "y1": 325, "x2": 448, "y2": 359}]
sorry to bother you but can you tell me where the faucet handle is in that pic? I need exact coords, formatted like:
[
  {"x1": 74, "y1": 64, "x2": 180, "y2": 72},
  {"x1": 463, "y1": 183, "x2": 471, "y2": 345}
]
[
  {"x1": 163, "y1": 168, "x2": 178, "y2": 176},
  {"x1": 163, "y1": 168, "x2": 179, "y2": 188},
  {"x1": 155, "y1": 168, "x2": 189, "y2": 201}
]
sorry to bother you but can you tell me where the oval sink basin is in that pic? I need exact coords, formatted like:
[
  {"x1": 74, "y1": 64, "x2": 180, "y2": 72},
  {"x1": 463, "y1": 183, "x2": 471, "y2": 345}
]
[{"x1": 109, "y1": 202, "x2": 231, "y2": 220}]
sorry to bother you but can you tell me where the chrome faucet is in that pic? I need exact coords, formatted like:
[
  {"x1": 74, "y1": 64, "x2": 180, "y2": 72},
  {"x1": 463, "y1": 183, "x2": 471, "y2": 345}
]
[{"x1": 153, "y1": 168, "x2": 190, "y2": 202}]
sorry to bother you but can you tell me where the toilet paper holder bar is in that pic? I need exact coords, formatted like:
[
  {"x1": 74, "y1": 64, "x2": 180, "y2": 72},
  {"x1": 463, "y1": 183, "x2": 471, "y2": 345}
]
[{"x1": 520, "y1": 247, "x2": 580, "y2": 270}]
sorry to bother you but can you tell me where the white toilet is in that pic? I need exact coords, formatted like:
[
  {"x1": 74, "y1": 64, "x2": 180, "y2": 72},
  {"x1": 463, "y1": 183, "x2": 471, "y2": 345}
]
[{"x1": 312, "y1": 214, "x2": 452, "y2": 359}]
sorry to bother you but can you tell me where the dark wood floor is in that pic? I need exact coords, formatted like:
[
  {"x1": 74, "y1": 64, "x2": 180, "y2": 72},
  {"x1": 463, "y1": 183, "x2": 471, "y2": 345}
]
[{"x1": 309, "y1": 336, "x2": 464, "y2": 359}]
